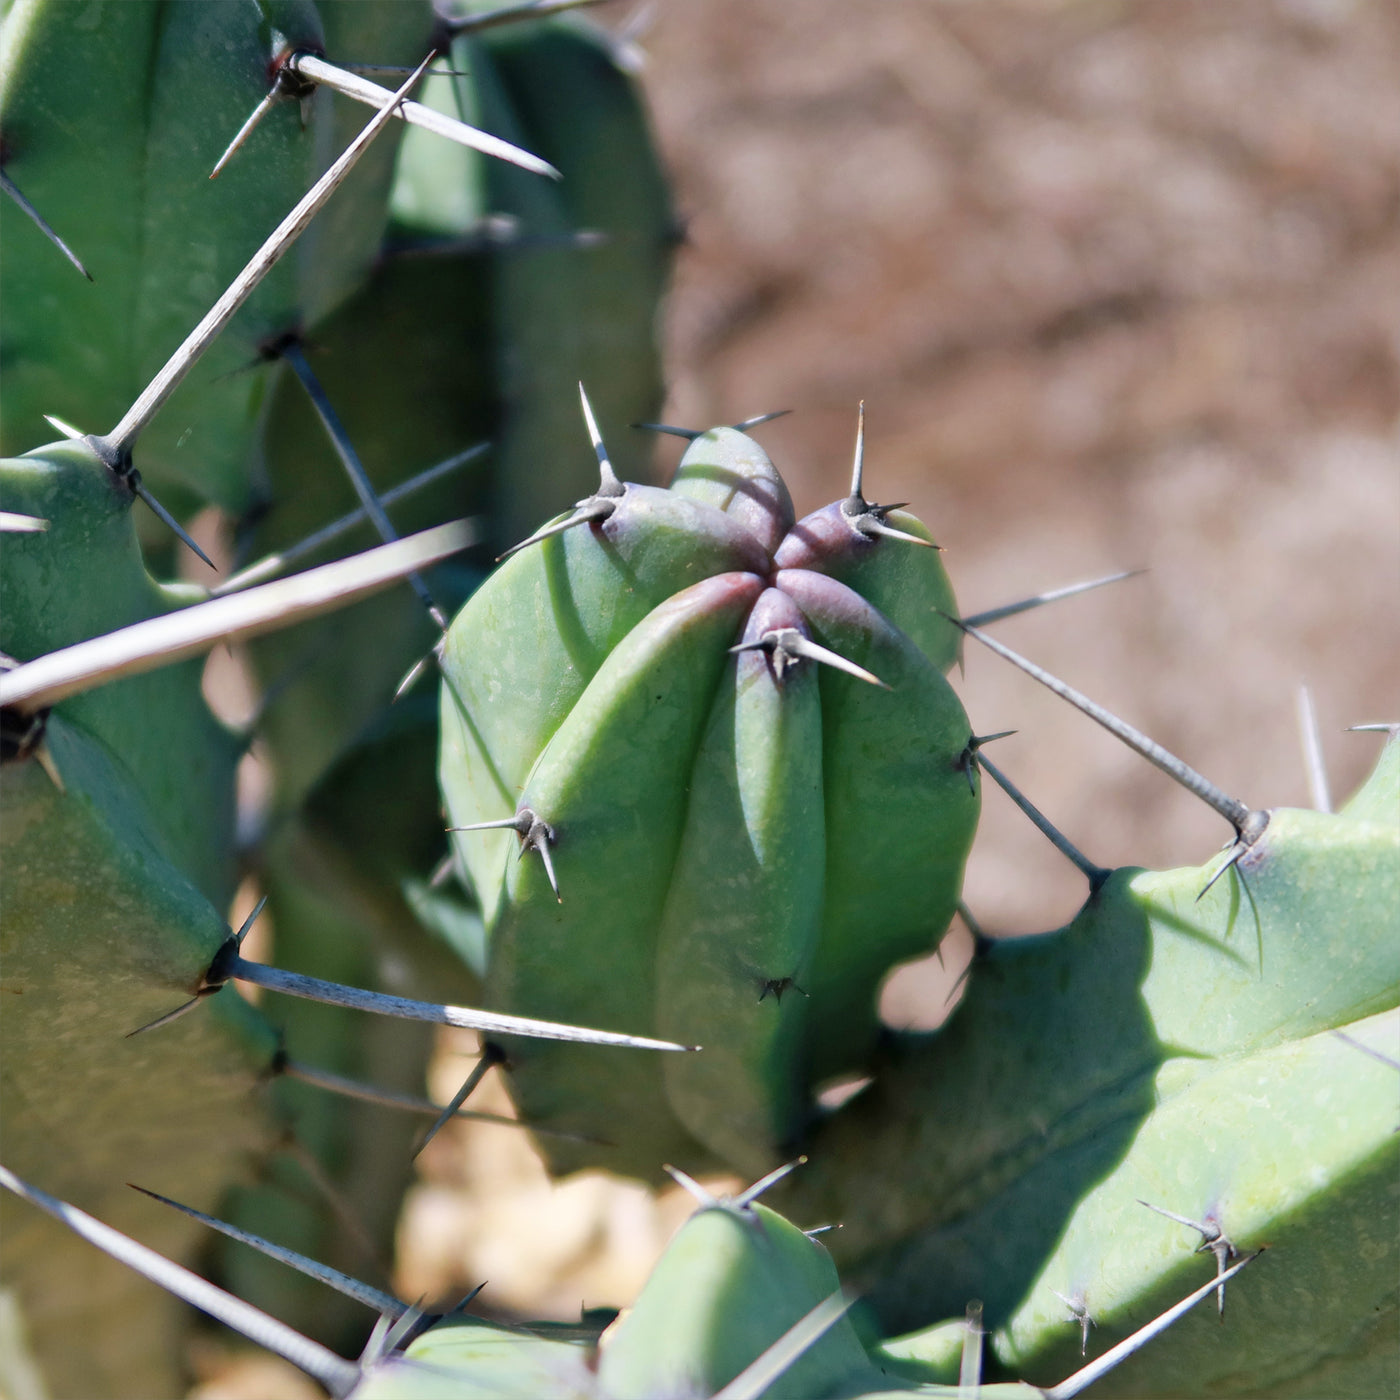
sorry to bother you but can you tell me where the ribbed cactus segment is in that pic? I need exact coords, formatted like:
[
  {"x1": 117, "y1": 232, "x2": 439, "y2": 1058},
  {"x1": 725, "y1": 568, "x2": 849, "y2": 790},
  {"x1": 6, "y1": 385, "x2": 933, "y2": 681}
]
[
  {"x1": 439, "y1": 415, "x2": 979, "y2": 1178},
  {"x1": 1, "y1": 440, "x2": 239, "y2": 901},
  {"x1": 778, "y1": 737, "x2": 1399, "y2": 1397},
  {"x1": 0, "y1": 0, "x2": 432, "y2": 511},
  {"x1": 0, "y1": 440, "x2": 277, "y2": 1398}
]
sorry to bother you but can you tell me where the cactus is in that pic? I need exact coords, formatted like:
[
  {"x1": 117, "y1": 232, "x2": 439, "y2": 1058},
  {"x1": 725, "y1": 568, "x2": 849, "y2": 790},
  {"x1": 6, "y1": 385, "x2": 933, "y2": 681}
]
[
  {"x1": 0, "y1": 5, "x2": 685, "y2": 1388},
  {"x1": 438, "y1": 402, "x2": 979, "y2": 1178},
  {"x1": 2, "y1": 1, "x2": 1396, "y2": 1396}
]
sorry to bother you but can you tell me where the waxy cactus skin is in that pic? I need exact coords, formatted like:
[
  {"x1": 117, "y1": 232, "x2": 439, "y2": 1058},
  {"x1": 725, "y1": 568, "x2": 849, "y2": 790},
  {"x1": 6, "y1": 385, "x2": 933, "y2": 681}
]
[{"x1": 439, "y1": 416, "x2": 980, "y2": 1178}]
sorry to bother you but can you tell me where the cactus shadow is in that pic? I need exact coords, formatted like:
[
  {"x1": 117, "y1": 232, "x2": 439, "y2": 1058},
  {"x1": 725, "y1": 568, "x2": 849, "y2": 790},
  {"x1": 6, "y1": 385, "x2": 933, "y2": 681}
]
[{"x1": 780, "y1": 869, "x2": 1166, "y2": 1337}]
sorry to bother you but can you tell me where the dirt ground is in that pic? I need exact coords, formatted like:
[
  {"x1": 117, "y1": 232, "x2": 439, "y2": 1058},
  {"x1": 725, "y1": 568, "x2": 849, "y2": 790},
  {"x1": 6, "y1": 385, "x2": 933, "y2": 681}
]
[{"x1": 191, "y1": 2, "x2": 1399, "y2": 1392}]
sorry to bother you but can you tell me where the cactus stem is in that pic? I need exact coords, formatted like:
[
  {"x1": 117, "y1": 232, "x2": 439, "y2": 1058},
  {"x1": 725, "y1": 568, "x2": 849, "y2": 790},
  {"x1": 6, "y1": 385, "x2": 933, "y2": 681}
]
[
  {"x1": 0, "y1": 522, "x2": 472, "y2": 713},
  {"x1": 662, "y1": 1163, "x2": 719, "y2": 1207},
  {"x1": 1295, "y1": 685, "x2": 1333, "y2": 813},
  {"x1": 413, "y1": 1043, "x2": 507, "y2": 1158},
  {"x1": 450, "y1": 807, "x2": 560, "y2": 901},
  {"x1": 225, "y1": 955, "x2": 694, "y2": 1048},
  {"x1": 1043, "y1": 1252, "x2": 1260, "y2": 1400},
  {"x1": 102, "y1": 54, "x2": 433, "y2": 459},
  {"x1": 840, "y1": 402, "x2": 939, "y2": 548},
  {"x1": 732, "y1": 1157, "x2": 808, "y2": 1209},
  {"x1": 0, "y1": 1166, "x2": 361, "y2": 1397},
  {"x1": 1137, "y1": 1200, "x2": 1239, "y2": 1317},
  {"x1": 214, "y1": 443, "x2": 486, "y2": 595},
  {"x1": 957, "y1": 729, "x2": 1016, "y2": 795},
  {"x1": 1052, "y1": 1289, "x2": 1096, "y2": 1355},
  {"x1": 0, "y1": 170, "x2": 92, "y2": 278},
  {"x1": 961, "y1": 569, "x2": 1145, "y2": 629},
  {"x1": 128, "y1": 1183, "x2": 407, "y2": 1318},
  {"x1": 208, "y1": 87, "x2": 282, "y2": 180},
  {"x1": 710, "y1": 1289, "x2": 854, "y2": 1400},
  {"x1": 975, "y1": 752, "x2": 1111, "y2": 891},
  {"x1": 730, "y1": 629, "x2": 889, "y2": 689},
  {"x1": 282, "y1": 343, "x2": 449, "y2": 630},
  {"x1": 287, "y1": 53, "x2": 559, "y2": 179},
  {"x1": 946, "y1": 612, "x2": 1266, "y2": 846},
  {"x1": 758, "y1": 977, "x2": 807, "y2": 1003}
]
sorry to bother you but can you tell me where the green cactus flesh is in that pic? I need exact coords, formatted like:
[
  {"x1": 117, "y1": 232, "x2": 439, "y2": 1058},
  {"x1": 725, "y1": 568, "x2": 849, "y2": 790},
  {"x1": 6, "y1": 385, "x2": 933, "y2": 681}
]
[
  {"x1": 0, "y1": 0, "x2": 432, "y2": 513},
  {"x1": 773, "y1": 737, "x2": 1399, "y2": 1397},
  {"x1": 439, "y1": 421, "x2": 979, "y2": 1179},
  {"x1": 0, "y1": 441, "x2": 279, "y2": 1397}
]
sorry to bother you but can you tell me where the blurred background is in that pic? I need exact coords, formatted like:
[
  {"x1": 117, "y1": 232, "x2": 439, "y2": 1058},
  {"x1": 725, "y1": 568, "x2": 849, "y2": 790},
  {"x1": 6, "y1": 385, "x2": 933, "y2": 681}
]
[{"x1": 193, "y1": 1, "x2": 1399, "y2": 1391}]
